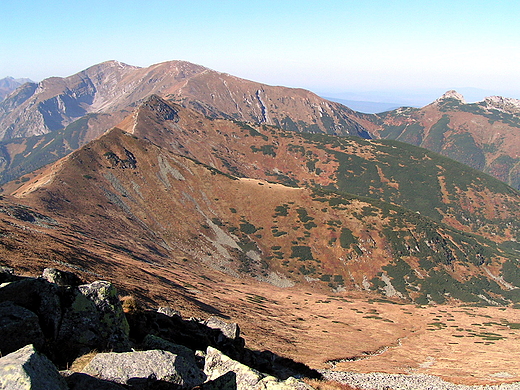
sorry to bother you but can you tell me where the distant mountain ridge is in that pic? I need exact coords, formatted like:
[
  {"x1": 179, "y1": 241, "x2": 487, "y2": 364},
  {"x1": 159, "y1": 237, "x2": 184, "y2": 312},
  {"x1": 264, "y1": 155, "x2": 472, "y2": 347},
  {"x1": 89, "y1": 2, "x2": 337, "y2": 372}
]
[
  {"x1": 0, "y1": 60, "x2": 369, "y2": 141},
  {"x1": 0, "y1": 76, "x2": 33, "y2": 102},
  {"x1": 0, "y1": 60, "x2": 370, "y2": 185},
  {"x1": 362, "y1": 90, "x2": 520, "y2": 190}
]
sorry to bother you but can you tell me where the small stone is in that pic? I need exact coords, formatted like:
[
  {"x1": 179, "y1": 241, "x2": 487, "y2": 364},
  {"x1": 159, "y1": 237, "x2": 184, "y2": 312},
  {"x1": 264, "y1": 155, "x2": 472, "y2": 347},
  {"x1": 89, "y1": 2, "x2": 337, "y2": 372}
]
[{"x1": 157, "y1": 306, "x2": 181, "y2": 317}]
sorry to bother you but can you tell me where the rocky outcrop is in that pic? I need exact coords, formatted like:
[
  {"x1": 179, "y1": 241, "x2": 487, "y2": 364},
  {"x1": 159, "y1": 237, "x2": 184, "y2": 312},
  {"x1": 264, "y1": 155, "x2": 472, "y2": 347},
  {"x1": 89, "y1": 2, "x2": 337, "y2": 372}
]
[
  {"x1": 434, "y1": 90, "x2": 466, "y2": 104},
  {"x1": 0, "y1": 268, "x2": 131, "y2": 364},
  {"x1": 0, "y1": 267, "x2": 318, "y2": 389},
  {"x1": 56, "y1": 280, "x2": 131, "y2": 359},
  {"x1": 0, "y1": 344, "x2": 68, "y2": 390}
]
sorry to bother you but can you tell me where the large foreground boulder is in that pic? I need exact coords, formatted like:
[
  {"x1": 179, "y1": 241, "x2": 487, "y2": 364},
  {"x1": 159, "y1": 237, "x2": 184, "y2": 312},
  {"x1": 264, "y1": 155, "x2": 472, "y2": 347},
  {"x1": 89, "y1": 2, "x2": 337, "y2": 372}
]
[
  {"x1": 0, "y1": 301, "x2": 45, "y2": 355},
  {"x1": 82, "y1": 349, "x2": 205, "y2": 388},
  {"x1": 0, "y1": 344, "x2": 67, "y2": 390},
  {"x1": 0, "y1": 277, "x2": 62, "y2": 340}
]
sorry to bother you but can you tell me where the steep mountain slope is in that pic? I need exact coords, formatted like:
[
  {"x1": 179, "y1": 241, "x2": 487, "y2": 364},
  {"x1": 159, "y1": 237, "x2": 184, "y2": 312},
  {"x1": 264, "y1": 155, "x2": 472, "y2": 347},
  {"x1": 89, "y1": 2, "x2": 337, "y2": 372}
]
[
  {"x1": 361, "y1": 91, "x2": 520, "y2": 190},
  {"x1": 0, "y1": 60, "x2": 369, "y2": 184},
  {"x1": 5, "y1": 100, "x2": 520, "y2": 305}
]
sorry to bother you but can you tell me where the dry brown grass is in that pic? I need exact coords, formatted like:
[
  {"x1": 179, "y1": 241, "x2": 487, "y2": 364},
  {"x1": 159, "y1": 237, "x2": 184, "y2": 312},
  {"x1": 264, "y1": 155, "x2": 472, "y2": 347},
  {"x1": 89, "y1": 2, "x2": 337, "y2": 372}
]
[
  {"x1": 68, "y1": 351, "x2": 98, "y2": 372},
  {"x1": 121, "y1": 295, "x2": 141, "y2": 314}
]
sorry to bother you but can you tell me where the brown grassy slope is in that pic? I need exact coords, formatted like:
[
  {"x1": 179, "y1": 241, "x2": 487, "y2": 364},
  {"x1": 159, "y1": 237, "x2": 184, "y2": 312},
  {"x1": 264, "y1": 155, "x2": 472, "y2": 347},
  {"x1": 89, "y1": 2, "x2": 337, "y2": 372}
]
[
  {"x1": 119, "y1": 95, "x2": 520, "y2": 243},
  {"x1": 7, "y1": 122, "x2": 517, "y2": 298}
]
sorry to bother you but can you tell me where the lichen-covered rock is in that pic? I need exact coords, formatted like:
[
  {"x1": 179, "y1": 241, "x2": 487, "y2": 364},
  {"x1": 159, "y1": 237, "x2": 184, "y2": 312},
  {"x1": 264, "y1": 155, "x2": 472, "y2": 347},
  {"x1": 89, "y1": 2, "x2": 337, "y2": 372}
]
[
  {"x1": 204, "y1": 347, "x2": 313, "y2": 390},
  {"x1": 42, "y1": 268, "x2": 82, "y2": 286},
  {"x1": 57, "y1": 280, "x2": 130, "y2": 361},
  {"x1": 0, "y1": 301, "x2": 44, "y2": 355},
  {"x1": 82, "y1": 349, "x2": 205, "y2": 388},
  {"x1": 0, "y1": 344, "x2": 68, "y2": 390},
  {"x1": 205, "y1": 316, "x2": 240, "y2": 340}
]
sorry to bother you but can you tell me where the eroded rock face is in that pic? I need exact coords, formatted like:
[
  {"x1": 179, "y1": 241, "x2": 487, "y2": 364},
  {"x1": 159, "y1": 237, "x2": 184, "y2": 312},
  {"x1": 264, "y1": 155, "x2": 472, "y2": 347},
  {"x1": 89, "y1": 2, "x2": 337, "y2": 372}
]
[
  {"x1": 0, "y1": 344, "x2": 68, "y2": 390},
  {"x1": 82, "y1": 349, "x2": 205, "y2": 388},
  {"x1": 0, "y1": 301, "x2": 44, "y2": 355}
]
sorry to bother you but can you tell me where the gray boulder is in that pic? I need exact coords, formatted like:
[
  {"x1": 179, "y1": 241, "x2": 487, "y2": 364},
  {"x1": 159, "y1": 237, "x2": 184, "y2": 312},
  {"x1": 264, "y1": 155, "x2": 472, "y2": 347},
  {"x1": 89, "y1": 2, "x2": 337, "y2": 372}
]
[
  {"x1": 0, "y1": 301, "x2": 44, "y2": 355},
  {"x1": 204, "y1": 347, "x2": 313, "y2": 390},
  {"x1": 57, "y1": 280, "x2": 131, "y2": 360},
  {"x1": 157, "y1": 306, "x2": 181, "y2": 317},
  {"x1": 205, "y1": 316, "x2": 240, "y2": 340},
  {"x1": 0, "y1": 344, "x2": 67, "y2": 390},
  {"x1": 204, "y1": 346, "x2": 265, "y2": 390},
  {"x1": 82, "y1": 349, "x2": 205, "y2": 388}
]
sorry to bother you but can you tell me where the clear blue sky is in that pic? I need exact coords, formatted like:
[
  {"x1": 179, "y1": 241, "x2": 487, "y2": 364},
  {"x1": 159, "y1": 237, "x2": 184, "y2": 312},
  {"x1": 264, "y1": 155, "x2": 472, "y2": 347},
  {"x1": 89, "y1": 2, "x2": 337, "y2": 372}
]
[{"x1": 2, "y1": 0, "x2": 520, "y2": 102}]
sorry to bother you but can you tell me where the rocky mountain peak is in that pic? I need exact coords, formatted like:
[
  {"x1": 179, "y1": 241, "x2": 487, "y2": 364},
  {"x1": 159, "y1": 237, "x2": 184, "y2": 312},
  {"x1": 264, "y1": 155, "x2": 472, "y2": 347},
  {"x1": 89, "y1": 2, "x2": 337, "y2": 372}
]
[{"x1": 435, "y1": 90, "x2": 466, "y2": 104}]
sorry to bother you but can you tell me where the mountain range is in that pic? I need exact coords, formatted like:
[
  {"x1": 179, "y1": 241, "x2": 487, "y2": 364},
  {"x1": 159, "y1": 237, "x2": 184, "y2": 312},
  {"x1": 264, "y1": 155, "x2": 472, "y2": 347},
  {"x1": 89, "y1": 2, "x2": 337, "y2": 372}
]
[
  {"x1": 0, "y1": 61, "x2": 518, "y2": 193},
  {"x1": 1, "y1": 60, "x2": 520, "y2": 385}
]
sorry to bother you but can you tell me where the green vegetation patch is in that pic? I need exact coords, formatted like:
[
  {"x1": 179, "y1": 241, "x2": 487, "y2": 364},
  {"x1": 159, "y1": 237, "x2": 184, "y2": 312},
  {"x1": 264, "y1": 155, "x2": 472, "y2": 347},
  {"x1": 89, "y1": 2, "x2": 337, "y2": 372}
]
[{"x1": 290, "y1": 245, "x2": 314, "y2": 261}]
